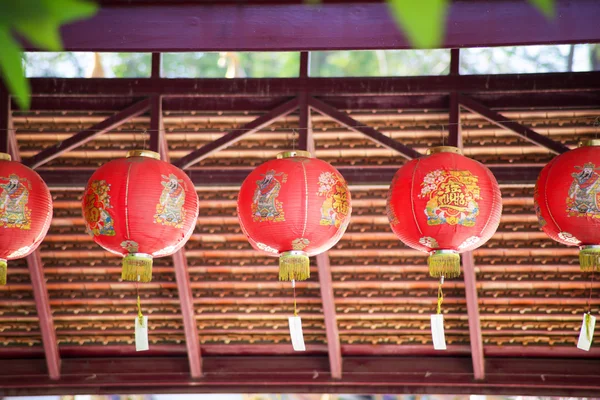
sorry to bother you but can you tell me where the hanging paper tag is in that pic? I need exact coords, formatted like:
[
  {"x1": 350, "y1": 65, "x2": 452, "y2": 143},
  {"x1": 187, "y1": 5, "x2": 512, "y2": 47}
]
[
  {"x1": 431, "y1": 314, "x2": 447, "y2": 350},
  {"x1": 288, "y1": 315, "x2": 306, "y2": 351},
  {"x1": 577, "y1": 313, "x2": 596, "y2": 351},
  {"x1": 135, "y1": 316, "x2": 149, "y2": 352}
]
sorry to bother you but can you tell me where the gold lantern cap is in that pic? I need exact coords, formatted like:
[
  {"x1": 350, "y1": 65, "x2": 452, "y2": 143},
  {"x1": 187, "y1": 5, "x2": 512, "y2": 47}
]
[
  {"x1": 0, "y1": 153, "x2": 11, "y2": 162},
  {"x1": 579, "y1": 139, "x2": 600, "y2": 148},
  {"x1": 428, "y1": 146, "x2": 463, "y2": 155},
  {"x1": 126, "y1": 150, "x2": 161, "y2": 160},
  {"x1": 276, "y1": 150, "x2": 312, "y2": 159}
]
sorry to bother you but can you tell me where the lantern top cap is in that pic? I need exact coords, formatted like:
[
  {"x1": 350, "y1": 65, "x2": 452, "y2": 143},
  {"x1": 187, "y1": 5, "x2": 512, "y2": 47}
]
[
  {"x1": 126, "y1": 150, "x2": 161, "y2": 160},
  {"x1": 428, "y1": 146, "x2": 463, "y2": 155},
  {"x1": 579, "y1": 140, "x2": 600, "y2": 148},
  {"x1": 0, "y1": 153, "x2": 11, "y2": 161},
  {"x1": 276, "y1": 150, "x2": 312, "y2": 159}
]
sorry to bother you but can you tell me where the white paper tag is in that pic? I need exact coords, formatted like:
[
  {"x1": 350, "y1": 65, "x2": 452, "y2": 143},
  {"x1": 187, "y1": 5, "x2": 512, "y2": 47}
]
[
  {"x1": 288, "y1": 315, "x2": 306, "y2": 351},
  {"x1": 135, "y1": 316, "x2": 149, "y2": 352},
  {"x1": 431, "y1": 314, "x2": 447, "y2": 350},
  {"x1": 577, "y1": 313, "x2": 596, "y2": 351}
]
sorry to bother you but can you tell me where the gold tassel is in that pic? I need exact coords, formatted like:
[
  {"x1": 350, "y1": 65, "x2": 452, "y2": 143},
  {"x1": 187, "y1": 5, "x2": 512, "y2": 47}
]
[
  {"x1": 122, "y1": 254, "x2": 153, "y2": 282},
  {"x1": 0, "y1": 259, "x2": 6, "y2": 286},
  {"x1": 279, "y1": 251, "x2": 310, "y2": 281},
  {"x1": 428, "y1": 250, "x2": 461, "y2": 279},
  {"x1": 580, "y1": 246, "x2": 600, "y2": 272}
]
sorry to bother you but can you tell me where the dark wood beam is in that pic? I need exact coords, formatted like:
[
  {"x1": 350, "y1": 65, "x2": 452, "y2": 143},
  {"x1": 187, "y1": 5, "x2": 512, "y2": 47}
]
[
  {"x1": 308, "y1": 96, "x2": 422, "y2": 160},
  {"x1": 448, "y1": 92, "x2": 462, "y2": 149},
  {"x1": 149, "y1": 103, "x2": 202, "y2": 378},
  {"x1": 151, "y1": 52, "x2": 162, "y2": 79},
  {"x1": 462, "y1": 251, "x2": 485, "y2": 380},
  {"x1": 7, "y1": 134, "x2": 60, "y2": 380},
  {"x1": 0, "y1": 84, "x2": 9, "y2": 154},
  {"x1": 450, "y1": 48, "x2": 460, "y2": 76},
  {"x1": 316, "y1": 253, "x2": 342, "y2": 379},
  {"x1": 25, "y1": 250, "x2": 61, "y2": 380},
  {"x1": 173, "y1": 98, "x2": 299, "y2": 169},
  {"x1": 458, "y1": 94, "x2": 571, "y2": 155},
  {"x1": 33, "y1": 1, "x2": 600, "y2": 52},
  {"x1": 24, "y1": 91, "x2": 600, "y2": 113},
  {"x1": 172, "y1": 249, "x2": 203, "y2": 378},
  {"x1": 28, "y1": 72, "x2": 600, "y2": 97},
  {"x1": 23, "y1": 98, "x2": 151, "y2": 169},
  {"x1": 149, "y1": 95, "x2": 165, "y2": 159},
  {"x1": 35, "y1": 164, "x2": 544, "y2": 189},
  {"x1": 2, "y1": 356, "x2": 600, "y2": 396}
]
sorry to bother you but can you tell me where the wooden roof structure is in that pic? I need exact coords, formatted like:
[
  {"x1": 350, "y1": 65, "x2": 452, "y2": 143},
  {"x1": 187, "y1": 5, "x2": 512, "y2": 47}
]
[{"x1": 2, "y1": 0, "x2": 600, "y2": 396}]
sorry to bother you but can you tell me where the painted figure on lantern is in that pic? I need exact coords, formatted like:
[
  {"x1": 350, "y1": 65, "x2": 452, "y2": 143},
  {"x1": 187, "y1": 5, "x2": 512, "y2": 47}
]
[
  {"x1": 567, "y1": 162, "x2": 600, "y2": 217},
  {"x1": 420, "y1": 169, "x2": 480, "y2": 227},
  {"x1": 318, "y1": 171, "x2": 350, "y2": 228},
  {"x1": 83, "y1": 180, "x2": 115, "y2": 237},
  {"x1": 252, "y1": 169, "x2": 286, "y2": 222},
  {"x1": 155, "y1": 173, "x2": 186, "y2": 228},
  {"x1": 0, "y1": 174, "x2": 31, "y2": 229}
]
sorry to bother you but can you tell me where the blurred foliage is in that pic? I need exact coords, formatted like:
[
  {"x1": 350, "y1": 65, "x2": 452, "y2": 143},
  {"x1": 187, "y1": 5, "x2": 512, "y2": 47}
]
[{"x1": 0, "y1": 0, "x2": 97, "y2": 109}]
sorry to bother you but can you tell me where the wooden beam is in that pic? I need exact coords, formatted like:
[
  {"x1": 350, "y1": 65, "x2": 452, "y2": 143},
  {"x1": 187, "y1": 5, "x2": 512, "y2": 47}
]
[
  {"x1": 25, "y1": 249, "x2": 61, "y2": 380},
  {"x1": 23, "y1": 98, "x2": 151, "y2": 169},
  {"x1": 450, "y1": 48, "x2": 460, "y2": 76},
  {"x1": 308, "y1": 96, "x2": 422, "y2": 160},
  {"x1": 151, "y1": 52, "x2": 162, "y2": 79},
  {"x1": 297, "y1": 92, "x2": 314, "y2": 154},
  {"x1": 172, "y1": 249, "x2": 203, "y2": 378},
  {"x1": 462, "y1": 251, "x2": 485, "y2": 380},
  {"x1": 149, "y1": 100, "x2": 202, "y2": 378},
  {"x1": 29, "y1": 72, "x2": 600, "y2": 97},
  {"x1": 3, "y1": 356, "x2": 600, "y2": 396},
  {"x1": 173, "y1": 97, "x2": 299, "y2": 169},
  {"x1": 0, "y1": 84, "x2": 9, "y2": 154},
  {"x1": 149, "y1": 95, "x2": 165, "y2": 159},
  {"x1": 448, "y1": 92, "x2": 462, "y2": 149},
  {"x1": 316, "y1": 253, "x2": 342, "y2": 379},
  {"x1": 458, "y1": 94, "x2": 571, "y2": 155},
  {"x1": 36, "y1": 1, "x2": 600, "y2": 52}
]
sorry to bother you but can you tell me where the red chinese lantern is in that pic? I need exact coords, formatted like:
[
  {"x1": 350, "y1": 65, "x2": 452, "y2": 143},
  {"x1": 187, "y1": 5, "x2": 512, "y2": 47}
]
[
  {"x1": 237, "y1": 151, "x2": 352, "y2": 281},
  {"x1": 0, "y1": 153, "x2": 52, "y2": 285},
  {"x1": 534, "y1": 140, "x2": 600, "y2": 271},
  {"x1": 386, "y1": 146, "x2": 502, "y2": 279},
  {"x1": 82, "y1": 150, "x2": 198, "y2": 282}
]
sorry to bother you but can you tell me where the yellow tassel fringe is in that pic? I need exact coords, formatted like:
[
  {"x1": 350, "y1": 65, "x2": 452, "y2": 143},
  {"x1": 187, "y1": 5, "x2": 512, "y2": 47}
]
[
  {"x1": 580, "y1": 247, "x2": 600, "y2": 272},
  {"x1": 122, "y1": 254, "x2": 153, "y2": 283},
  {"x1": 428, "y1": 251, "x2": 461, "y2": 279},
  {"x1": 0, "y1": 259, "x2": 6, "y2": 286},
  {"x1": 279, "y1": 252, "x2": 310, "y2": 281}
]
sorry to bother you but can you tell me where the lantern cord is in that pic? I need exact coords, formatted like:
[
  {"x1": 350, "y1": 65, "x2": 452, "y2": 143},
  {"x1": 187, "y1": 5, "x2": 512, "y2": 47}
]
[
  {"x1": 436, "y1": 275, "x2": 444, "y2": 315},
  {"x1": 292, "y1": 279, "x2": 298, "y2": 317},
  {"x1": 587, "y1": 268, "x2": 594, "y2": 314},
  {"x1": 441, "y1": 124, "x2": 445, "y2": 147}
]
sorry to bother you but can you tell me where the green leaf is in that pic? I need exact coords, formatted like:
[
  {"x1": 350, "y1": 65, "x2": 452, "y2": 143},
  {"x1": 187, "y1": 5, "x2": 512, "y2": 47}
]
[
  {"x1": 387, "y1": 0, "x2": 449, "y2": 49},
  {"x1": 42, "y1": 0, "x2": 99, "y2": 24},
  {"x1": 0, "y1": 28, "x2": 30, "y2": 110},
  {"x1": 15, "y1": 19, "x2": 63, "y2": 51},
  {"x1": 528, "y1": 0, "x2": 556, "y2": 19}
]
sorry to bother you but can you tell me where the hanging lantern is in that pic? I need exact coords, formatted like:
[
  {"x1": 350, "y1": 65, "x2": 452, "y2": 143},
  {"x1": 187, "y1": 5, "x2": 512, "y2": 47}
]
[
  {"x1": 0, "y1": 153, "x2": 53, "y2": 285},
  {"x1": 237, "y1": 151, "x2": 352, "y2": 281},
  {"x1": 82, "y1": 150, "x2": 199, "y2": 281},
  {"x1": 387, "y1": 146, "x2": 502, "y2": 276},
  {"x1": 534, "y1": 140, "x2": 600, "y2": 270}
]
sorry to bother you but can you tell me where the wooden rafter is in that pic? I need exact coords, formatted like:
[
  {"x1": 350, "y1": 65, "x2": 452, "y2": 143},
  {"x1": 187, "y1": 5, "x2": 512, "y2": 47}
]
[
  {"x1": 4, "y1": 125, "x2": 61, "y2": 380},
  {"x1": 173, "y1": 98, "x2": 299, "y2": 170},
  {"x1": 316, "y1": 253, "x2": 342, "y2": 379},
  {"x1": 150, "y1": 103, "x2": 202, "y2": 378},
  {"x1": 462, "y1": 251, "x2": 485, "y2": 380},
  {"x1": 308, "y1": 96, "x2": 422, "y2": 160},
  {"x1": 458, "y1": 94, "x2": 570, "y2": 155},
  {"x1": 23, "y1": 98, "x2": 151, "y2": 169}
]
